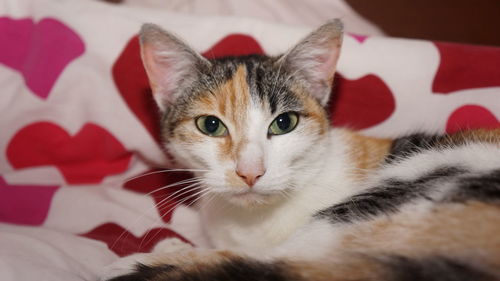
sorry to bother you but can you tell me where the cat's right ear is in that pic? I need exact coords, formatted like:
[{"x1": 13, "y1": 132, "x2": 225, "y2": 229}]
[
  {"x1": 278, "y1": 19, "x2": 343, "y2": 106},
  {"x1": 139, "y1": 24, "x2": 210, "y2": 111}
]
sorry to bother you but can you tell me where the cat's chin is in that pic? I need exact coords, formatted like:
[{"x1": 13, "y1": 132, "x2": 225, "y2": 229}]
[{"x1": 224, "y1": 191, "x2": 282, "y2": 207}]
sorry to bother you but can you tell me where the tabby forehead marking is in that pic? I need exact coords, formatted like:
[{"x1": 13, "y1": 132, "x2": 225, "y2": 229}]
[
  {"x1": 217, "y1": 64, "x2": 250, "y2": 131},
  {"x1": 210, "y1": 64, "x2": 251, "y2": 160}
]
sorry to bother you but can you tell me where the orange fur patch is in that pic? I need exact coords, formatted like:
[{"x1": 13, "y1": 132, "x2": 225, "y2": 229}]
[
  {"x1": 340, "y1": 202, "x2": 500, "y2": 268},
  {"x1": 214, "y1": 65, "x2": 251, "y2": 161},
  {"x1": 442, "y1": 128, "x2": 500, "y2": 147},
  {"x1": 342, "y1": 130, "x2": 393, "y2": 179},
  {"x1": 286, "y1": 257, "x2": 387, "y2": 281}
]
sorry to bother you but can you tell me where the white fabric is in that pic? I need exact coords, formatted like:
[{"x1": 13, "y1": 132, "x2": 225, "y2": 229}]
[{"x1": 121, "y1": 0, "x2": 385, "y2": 36}]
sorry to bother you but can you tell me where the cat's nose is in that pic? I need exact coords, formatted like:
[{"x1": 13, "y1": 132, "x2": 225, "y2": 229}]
[{"x1": 236, "y1": 164, "x2": 266, "y2": 187}]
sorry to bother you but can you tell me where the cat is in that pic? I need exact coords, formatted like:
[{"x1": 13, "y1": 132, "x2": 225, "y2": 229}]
[{"x1": 104, "y1": 19, "x2": 500, "y2": 281}]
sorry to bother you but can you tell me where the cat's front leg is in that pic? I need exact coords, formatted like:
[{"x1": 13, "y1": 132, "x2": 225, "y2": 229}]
[
  {"x1": 102, "y1": 249, "x2": 259, "y2": 281},
  {"x1": 102, "y1": 248, "x2": 302, "y2": 281},
  {"x1": 101, "y1": 246, "x2": 380, "y2": 281}
]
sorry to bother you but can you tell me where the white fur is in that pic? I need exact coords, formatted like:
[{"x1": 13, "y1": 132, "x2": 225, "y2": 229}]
[
  {"x1": 376, "y1": 142, "x2": 500, "y2": 183},
  {"x1": 198, "y1": 131, "x2": 500, "y2": 257},
  {"x1": 261, "y1": 142, "x2": 500, "y2": 260},
  {"x1": 198, "y1": 128, "x2": 363, "y2": 253}
]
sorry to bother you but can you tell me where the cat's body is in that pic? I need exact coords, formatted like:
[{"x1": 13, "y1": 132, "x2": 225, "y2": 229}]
[{"x1": 104, "y1": 20, "x2": 500, "y2": 281}]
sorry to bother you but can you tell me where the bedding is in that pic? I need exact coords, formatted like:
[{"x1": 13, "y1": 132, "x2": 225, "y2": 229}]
[
  {"x1": 119, "y1": 0, "x2": 385, "y2": 37},
  {"x1": 1, "y1": 0, "x2": 500, "y2": 280}
]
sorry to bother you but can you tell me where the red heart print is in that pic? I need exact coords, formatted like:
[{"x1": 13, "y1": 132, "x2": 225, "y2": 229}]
[
  {"x1": 80, "y1": 222, "x2": 189, "y2": 257},
  {"x1": 123, "y1": 169, "x2": 196, "y2": 223},
  {"x1": 112, "y1": 35, "x2": 162, "y2": 144},
  {"x1": 201, "y1": 34, "x2": 264, "y2": 58},
  {"x1": 330, "y1": 74, "x2": 396, "y2": 129},
  {"x1": 433, "y1": 42, "x2": 500, "y2": 94},
  {"x1": 7, "y1": 122, "x2": 132, "y2": 184},
  {"x1": 347, "y1": 32, "x2": 368, "y2": 44},
  {"x1": 446, "y1": 105, "x2": 500, "y2": 134}
]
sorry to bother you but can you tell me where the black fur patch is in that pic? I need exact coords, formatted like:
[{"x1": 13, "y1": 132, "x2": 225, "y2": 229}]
[
  {"x1": 446, "y1": 169, "x2": 500, "y2": 203},
  {"x1": 386, "y1": 256, "x2": 496, "y2": 281},
  {"x1": 196, "y1": 258, "x2": 293, "y2": 281},
  {"x1": 315, "y1": 166, "x2": 466, "y2": 224},
  {"x1": 385, "y1": 134, "x2": 441, "y2": 164},
  {"x1": 107, "y1": 263, "x2": 177, "y2": 281},
  {"x1": 242, "y1": 56, "x2": 303, "y2": 114},
  {"x1": 107, "y1": 259, "x2": 294, "y2": 281}
]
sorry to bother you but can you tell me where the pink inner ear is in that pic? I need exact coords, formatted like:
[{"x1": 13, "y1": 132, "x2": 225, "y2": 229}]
[
  {"x1": 141, "y1": 43, "x2": 163, "y2": 93},
  {"x1": 317, "y1": 46, "x2": 340, "y2": 82},
  {"x1": 141, "y1": 42, "x2": 177, "y2": 108}
]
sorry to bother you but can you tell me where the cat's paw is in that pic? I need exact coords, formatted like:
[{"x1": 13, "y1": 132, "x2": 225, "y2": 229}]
[
  {"x1": 99, "y1": 252, "x2": 155, "y2": 281},
  {"x1": 99, "y1": 238, "x2": 193, "y2": 280},
  {"x1": 152, "y1": 237, "x2": 193, "y2": 253}
]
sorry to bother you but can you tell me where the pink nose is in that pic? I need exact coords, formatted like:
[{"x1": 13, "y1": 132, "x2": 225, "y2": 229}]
[{"x1": 236, "y1": 167, "x2": 265, "y2": 187}]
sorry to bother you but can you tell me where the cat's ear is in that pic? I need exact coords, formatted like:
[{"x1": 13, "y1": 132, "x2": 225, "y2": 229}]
[
  {"x1": 279, "y1": 19, "x2": 343, "y2": 106},
  {"x1": 139, "y1": 24, "x2": 210, "y2": 111}
]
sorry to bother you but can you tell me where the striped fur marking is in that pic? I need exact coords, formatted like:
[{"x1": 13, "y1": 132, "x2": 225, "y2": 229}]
[
  {"x1": 386, "y1": 129, "x2": 500, "y2": 164},
  {"x1": 446, "y1": 169, "x2": 500, "y2": 203},
  {"x1": 209, "y1": 55, "x2": 304, "y2": 115},
  {"x1": 314, "y1": 166, "x2": 466, "y2": 224},
  {"x1": 385, "y1": 133, "x2": 441, "y2": 164}
]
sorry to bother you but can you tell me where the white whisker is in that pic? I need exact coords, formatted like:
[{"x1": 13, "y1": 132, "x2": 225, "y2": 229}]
[
  {"x1": 110, "y1": 181, "x2": 203, "y2": 251},
  {"x1": 125, "y1": 168, "x2": 209, "y2": 183},
  {"x1": 140, "y1": 188, "x2": 211, "y2": 248},
  {"x1": 145, "y1": 177, "x2": 204, "y2": 196}
]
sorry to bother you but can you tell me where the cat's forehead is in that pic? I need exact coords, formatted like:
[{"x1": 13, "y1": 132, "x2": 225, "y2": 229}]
[
  {"x1": 199, "y1": 56, "x2": 304, "y2": 115},
  {"x1": 165, "y1": 56, "x2": 328, "y2": 137}
]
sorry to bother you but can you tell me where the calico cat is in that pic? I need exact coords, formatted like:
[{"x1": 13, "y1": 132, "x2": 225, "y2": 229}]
[{"x1": 105, "y1": 20, "x2": 500, "y2": 281}]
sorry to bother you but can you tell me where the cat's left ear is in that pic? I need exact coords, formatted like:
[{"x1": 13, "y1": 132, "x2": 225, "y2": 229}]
[
  {"x1": 140, "y1": 24, "x2": 210, "y2": 111},
  {"x1": 279, "y1": 19, "x2": 343, "y2": 106}
]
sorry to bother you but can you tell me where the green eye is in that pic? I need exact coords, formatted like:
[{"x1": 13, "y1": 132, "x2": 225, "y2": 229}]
[
  {"x1": 268, "y1": 112, "x2": 299, "y2": 135},
  {"x1": 196, "y1": 115, "x2": 228, "y2": 137}
]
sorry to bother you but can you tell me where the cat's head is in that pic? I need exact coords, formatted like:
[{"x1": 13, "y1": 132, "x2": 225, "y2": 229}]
[{"x1": 140, "y1": 20, "x2": 343, "y2": 206}]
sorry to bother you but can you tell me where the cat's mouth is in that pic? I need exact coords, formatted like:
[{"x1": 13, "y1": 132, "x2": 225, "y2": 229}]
[{"x1": 225, "y1": 189, "x2": 282, "y2": 206}]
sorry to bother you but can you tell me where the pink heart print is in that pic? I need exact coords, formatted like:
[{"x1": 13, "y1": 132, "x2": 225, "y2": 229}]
[
  {"x1": 0, "y1": 176, "x2": 59, "y2": 225},
  {"x1": 0, "y1": 17, "x2": 85, "y2": 99}
]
